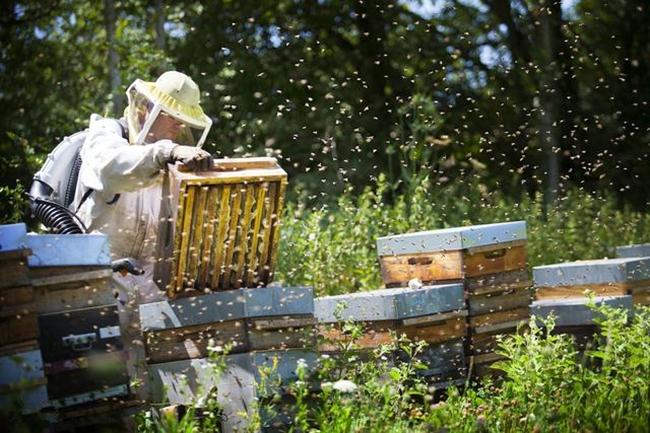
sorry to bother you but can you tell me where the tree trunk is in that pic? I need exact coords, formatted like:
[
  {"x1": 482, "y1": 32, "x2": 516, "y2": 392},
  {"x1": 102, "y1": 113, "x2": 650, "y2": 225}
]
[
  {"x1": 104, "y1": 0, "x2": 121, "y2": 117},
  {"x1": 154, "y1": 0, "x2": 165, "y2": 51},
  {"x1": 538, "y1": 1, "x2": 562, "y2": 206}
]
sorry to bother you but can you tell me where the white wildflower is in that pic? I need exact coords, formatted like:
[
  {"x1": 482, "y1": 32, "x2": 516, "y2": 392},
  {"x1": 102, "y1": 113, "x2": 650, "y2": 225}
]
[
  {"x1": 295, "y1": 358, "x2": 308, "y2": 375},
  {"x1": 332, "y1": 379, "x2": 357, "y2": 393},
  {"x1": 207, "y1": 340, "x2": 223, "y2": 353}
]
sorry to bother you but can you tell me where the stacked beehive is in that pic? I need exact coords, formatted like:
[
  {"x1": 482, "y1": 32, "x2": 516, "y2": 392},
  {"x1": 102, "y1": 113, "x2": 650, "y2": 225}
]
[
  {"x1": 376, "y1": 221, "x2": 533, "y2": 378},
  {"x1": 145, "y1": 158, "x2": 322, "y2": 431},
  {"x1": 315, "y1": 284, "x2": 467, "y2": 387},
  {"x1": 531, "y1": 296, "x2": 633, "y2": 349},
  {"x1": 140, "y1": 286, "x2": 315, "y2": 364},
  {"x1": 532, "y1": 258, "x2": 648, "y2": 345},
  {"x1": 0, "y1": 223, "x2": 47, "y2": 414},
  {"x1": 149, "y1": 350, "x2": 318, "y2": 433},
  {"x1": 23, "y1": 232, "x2": 132, "y2": 415},
  {"x1": 142, "y1": 285, "x2": 316, "y2": 432},
  {"x1": 0, "y1": 224, "x2": 136, "y2": 425}
]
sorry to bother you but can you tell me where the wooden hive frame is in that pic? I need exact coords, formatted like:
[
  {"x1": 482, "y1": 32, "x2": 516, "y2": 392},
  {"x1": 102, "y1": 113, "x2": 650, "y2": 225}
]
[{"x1": 155, "y1": 158, "x2": 288, "y2": 298}]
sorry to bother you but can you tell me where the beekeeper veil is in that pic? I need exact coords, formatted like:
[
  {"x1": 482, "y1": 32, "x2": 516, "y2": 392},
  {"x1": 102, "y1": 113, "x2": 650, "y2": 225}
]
[{"x1": 125, "y1": 71, "x2": 212, "y2": 147}]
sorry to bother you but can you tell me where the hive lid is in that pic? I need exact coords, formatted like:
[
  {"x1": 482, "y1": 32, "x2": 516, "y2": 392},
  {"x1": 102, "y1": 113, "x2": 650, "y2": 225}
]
[
  {"x1": 616, "y1": 243, "x2": 650, "y2": 259},
  {"x1": 533, "y1": 257, "x2": 650, "y2": 287},
  {"x1": 376, "y1": 221, "x2": 527, "y2": 256},
  {"x1": 314, "y1": 283, "x2": 465, "y2": 323},
  {"x1": 0, "y1": 223, "x2": 28, "y2": 252},
  {"x1": 140, "y1": 286, "x2": 314, "y2": 331},
  {"x1": 531, "y1": 295, "x2": 633, "y2": 327},
  {"x1": 22, "y1": 233, "x2": 111, "y2": 267}
]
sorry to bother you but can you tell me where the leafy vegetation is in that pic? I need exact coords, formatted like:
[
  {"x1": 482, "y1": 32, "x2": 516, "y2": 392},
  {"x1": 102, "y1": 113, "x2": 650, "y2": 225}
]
[
  {"x1": 133, "y1": 304, "x2": 650, "y2": 433},
  {"x1": 278, "y1": 174, "x2": 650, "y2": 296},
  {"x1": 2, "y1": 1, "x2": 650, "y2": 222}
]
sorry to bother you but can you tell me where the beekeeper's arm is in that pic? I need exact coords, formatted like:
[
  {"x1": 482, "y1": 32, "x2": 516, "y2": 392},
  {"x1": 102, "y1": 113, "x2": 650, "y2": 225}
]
[{"x1": 79, "y1": 118, "x2": 211, "y2": 195}]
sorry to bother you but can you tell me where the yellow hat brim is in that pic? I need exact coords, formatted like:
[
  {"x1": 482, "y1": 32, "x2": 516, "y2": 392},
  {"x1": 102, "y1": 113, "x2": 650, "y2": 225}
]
[{"x1": 137, "y1": 81, "x2": 211, "y2": 128}]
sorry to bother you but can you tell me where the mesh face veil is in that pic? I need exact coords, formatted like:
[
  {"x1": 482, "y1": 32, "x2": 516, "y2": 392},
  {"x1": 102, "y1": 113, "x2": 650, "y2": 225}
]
[{"x1": 125, "y1": 72, "x2": 212, "y2": 147}]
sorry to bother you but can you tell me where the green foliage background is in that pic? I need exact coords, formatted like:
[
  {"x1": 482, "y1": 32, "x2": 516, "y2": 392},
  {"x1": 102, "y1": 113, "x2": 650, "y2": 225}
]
[{"x1": 277, "y1": 175, "x2": 650, "y2": 295}]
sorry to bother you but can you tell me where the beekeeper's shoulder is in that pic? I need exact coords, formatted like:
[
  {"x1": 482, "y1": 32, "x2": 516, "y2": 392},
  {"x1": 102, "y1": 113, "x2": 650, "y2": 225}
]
[{"x1": 87, "y1": 113, "x2": 127, "y2": 138}]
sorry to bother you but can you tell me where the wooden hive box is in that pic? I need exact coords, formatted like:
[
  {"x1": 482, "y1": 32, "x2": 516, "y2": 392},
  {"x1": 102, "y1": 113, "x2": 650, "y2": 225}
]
[
  {"x1": 315, "y1": 284, "x2": 467, "y2": 347},
  {"x1": 0, "y1": 344, "x2": 48, "y2": 415},
  {"x1": 533, "y1": 258, "x2": 650, "y2": 305},
  {"x1": 21, "y1": 233, "x2": 129, "y2": 409},
  {"x1": 463, "y1": 269, "x2": 532, "y2": 365},
  {"x1": 616, "y1": 243, "x2": 650, "y2": 258},
  {"x1": 465, "y1": 283, "x2": 532, "y2": 354},
  {"x1": 531, "y1": 295, "x2": 633, "y2": 350},
  {"x1": 465, "y1": 289, "x2": 532, "y2": 377},
  {"x1": 140, "y1": 286, "x2": 315, "y2": 364},
  {"x1": 154, "y1": 158, "x2": 288, "y2": 298},
  {"x1": 0, "y1": 224, "x2": 37, "y2": 349},
  {"x1": 315, "y1": 284, "x2": 467, "y2": 381},
  {"x1": 376, "y1": 221, "x2": 528, "y2": 287},
  {"x1": 148, "y1": 350, "x2": 319, "y2": 433}
]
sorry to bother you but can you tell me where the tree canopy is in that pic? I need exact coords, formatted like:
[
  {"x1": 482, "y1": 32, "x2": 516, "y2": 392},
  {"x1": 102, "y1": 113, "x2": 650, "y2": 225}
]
[{"x1": 1, "y1": 0, "x2": 648, "y2": 222}]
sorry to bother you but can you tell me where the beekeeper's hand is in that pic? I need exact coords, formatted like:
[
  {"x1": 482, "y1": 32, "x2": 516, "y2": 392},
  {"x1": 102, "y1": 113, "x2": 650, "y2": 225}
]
[{"x1": 170, "y1": 145, "x2": 213, "y2": 171}]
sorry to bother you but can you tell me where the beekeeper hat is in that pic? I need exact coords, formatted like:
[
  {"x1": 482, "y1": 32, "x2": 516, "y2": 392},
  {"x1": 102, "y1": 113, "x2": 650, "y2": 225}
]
[{"x1": 125, "y1": 71, "x2": 212, "y2": 147}]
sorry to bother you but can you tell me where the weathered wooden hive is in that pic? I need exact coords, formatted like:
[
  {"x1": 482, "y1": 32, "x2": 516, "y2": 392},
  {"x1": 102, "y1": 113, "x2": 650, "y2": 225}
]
[
  {"x1": 531, "y1": 295, "x2": 633, "y2": 349},
  {"x1": 0, "y1": 223, "x2": 46, "y2": 414},
  {"x1": 143, "y1": 285, "x2": 316, "y2": 433},
  {"x1": 148, "y1": 350, "x2": 318, "y2": 433},
  {"x1": 616, "y1": 243, "x2": 650, "y2": 259},
  {"x1": 23, "y1": 233, "x2": 130, "y2": 410},
  {"x1": 533, "y1": 257, "x2": 650, "y2": 306},
  {"x1": 315, "y1": 283, "x2": 467, "y2": 385},
  {"x1": 0, "y1": 224, "x2": 134, "y2": 420},
  {"x1": 154, "y1": 158, "x2": 288, "y2": 298},
  {"x1": 140, "y1": 286, "x2": 315, "y2": 364},
  {"x1": 376, "y1": 221, "x2": 533, "y2": 377}
]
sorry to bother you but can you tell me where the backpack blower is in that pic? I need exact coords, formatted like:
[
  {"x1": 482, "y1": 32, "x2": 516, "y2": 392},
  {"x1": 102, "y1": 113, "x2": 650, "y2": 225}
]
[{"x1": 28, "y1": 115, "x2": 142, "y2": 275}]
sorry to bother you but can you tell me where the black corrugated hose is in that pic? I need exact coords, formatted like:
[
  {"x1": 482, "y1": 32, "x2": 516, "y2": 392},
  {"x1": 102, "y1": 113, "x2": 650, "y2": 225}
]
[{"x1": 28, "y1": 180, "x2": 87, "y2": 234}]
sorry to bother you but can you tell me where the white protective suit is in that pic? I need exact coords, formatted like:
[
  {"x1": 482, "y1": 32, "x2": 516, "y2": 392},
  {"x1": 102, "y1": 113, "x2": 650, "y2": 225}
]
[
  {"x1": 77, "y1": 115, "x2": 175, "y2": 303},
  {"x1": 75, "y1": 115, "x2": 176, "y2": 400}
]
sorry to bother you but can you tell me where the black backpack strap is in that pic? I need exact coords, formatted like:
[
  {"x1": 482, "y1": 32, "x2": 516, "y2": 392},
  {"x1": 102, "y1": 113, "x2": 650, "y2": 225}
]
[
  {"x1": 76, "y1": 188, "x2": 95, "y2": 212},
  {"x1": 76, "y1": 188, "x2": 121, "y2": 210}
]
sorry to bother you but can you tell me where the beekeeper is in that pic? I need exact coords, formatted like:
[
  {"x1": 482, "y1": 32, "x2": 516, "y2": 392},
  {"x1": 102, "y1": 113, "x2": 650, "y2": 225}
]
[
  {"x1": 74, "y1": 71, "x2": 213, "y2": 399},
  {"x1": 77, "y1": 70, "x2": 213, "y2": 303}
]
